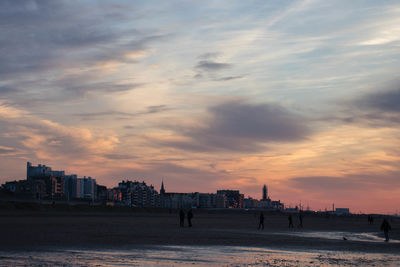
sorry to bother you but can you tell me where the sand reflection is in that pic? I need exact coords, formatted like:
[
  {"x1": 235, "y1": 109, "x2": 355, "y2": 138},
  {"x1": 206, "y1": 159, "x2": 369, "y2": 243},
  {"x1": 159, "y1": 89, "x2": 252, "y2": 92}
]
[{"x1": 1, "y1": 245, "x2": 400, "y2": 266}]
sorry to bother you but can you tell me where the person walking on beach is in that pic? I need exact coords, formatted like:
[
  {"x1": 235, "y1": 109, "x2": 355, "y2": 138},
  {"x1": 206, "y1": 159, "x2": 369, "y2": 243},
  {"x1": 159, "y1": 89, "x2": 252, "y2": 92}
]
[
  {"x1": 380, "y1": 218, "x2": 392, "y2": 242},
  {"x1": 179, "y1": 209, "x2": 185, "y2": 227},
  {"x1": 288, "y1": 214, "x2": 294, "y2": 228},
  {"x1": 298, "y1": 211, "x2": 303, "y2": 228},
  {"x1": 258, "y1": 212, "x2": 264, "y2": 230},
  {"x1": 187, "y1": 209, "x2": 193, "y2": 227}
]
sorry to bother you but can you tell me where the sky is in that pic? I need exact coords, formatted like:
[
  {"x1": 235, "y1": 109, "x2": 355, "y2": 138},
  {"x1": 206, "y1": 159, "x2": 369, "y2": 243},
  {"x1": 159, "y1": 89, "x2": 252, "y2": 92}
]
[{"x1": 1, "y1": 0, "x2": 400, "y2": 214}]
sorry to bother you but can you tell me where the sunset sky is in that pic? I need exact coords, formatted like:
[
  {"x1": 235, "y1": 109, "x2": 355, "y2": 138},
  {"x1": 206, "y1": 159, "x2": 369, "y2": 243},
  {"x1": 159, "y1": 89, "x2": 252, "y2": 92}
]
[{"x1": 1, "y1": 0, "x2": 400, "y2": 214}]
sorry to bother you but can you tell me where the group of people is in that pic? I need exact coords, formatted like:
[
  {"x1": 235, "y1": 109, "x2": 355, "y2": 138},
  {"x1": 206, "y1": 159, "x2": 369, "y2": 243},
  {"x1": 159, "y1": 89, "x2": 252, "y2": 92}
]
[
  {"x1": 287, "y1": 213, "x2": 303, "y2": 228},
  {"x1": 257, "y1": 211, "x2": 393, "y2": 242},
  {"x1": 178, "y1": 209, "x2": 393, "y2": 242},
  {"x1": 257, "y1": 212, "x2": 303, "y2": 230},
  {"x1": 366, "y1": 215, "x2": 392, "y2": 242},
  {"x1": 179, "y1": 208, "x2": 193, "y2": 227}
]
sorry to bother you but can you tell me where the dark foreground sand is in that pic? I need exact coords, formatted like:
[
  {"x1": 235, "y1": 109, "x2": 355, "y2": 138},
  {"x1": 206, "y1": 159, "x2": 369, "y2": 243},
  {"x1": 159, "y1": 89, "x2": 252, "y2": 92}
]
[{"x1": 1, "y1": 206, "x2": 399, "y2": 253}]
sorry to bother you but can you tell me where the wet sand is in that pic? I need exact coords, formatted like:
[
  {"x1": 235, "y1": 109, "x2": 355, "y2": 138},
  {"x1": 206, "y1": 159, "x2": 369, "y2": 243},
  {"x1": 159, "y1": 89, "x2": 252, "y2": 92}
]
[{"x1": 1, "y1": 208, "x2": 399, "y2": 253}]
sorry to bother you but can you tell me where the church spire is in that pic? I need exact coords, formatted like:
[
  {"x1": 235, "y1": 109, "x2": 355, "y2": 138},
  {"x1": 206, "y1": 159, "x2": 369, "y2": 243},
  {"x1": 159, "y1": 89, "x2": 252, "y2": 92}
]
[{"x1": 160, "y1": 180, "x2": 165, "y2": 195}]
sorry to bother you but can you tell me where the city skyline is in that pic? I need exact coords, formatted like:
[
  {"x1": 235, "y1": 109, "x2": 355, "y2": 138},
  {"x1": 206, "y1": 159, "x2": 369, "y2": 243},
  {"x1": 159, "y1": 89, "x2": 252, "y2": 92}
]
[
  {"x1": 1, "y1": 1, "x2": 400, "y2": 214},
  {"x1": 3, "y1": 161, "x2": 287, "y2": 211},
  {"x1": 0, "y1": 161, "x2": 382, "y2": 214}
]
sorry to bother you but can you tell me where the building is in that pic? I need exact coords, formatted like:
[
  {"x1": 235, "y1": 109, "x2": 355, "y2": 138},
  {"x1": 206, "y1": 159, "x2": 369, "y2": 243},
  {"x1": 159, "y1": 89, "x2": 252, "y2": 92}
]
[
  {"x1": 2, "y1": 179, "x2": 46, "y2": 199},
  {"x1": 118, "y1": 180, "x2": 160, "y2": 207},
  {"x1": 198, "y1": 193, "x2": 217, "y2": 208},
  {"x1": 334, "y1": 208, "x2": 350, "y2": 215},
  {"x1": 243, "y1": 197, "x2": 258, "y2": 209},
  {"x1": 25, "y1": 162, "x2": 97, "y2": 201},
  {"x1": 271, "y1": 200, "x2": 284, "y2": 210},
  {"x1": 216, "y1": 190, "x2": 244, "y2": 208},
  {"x1": 107, "y1": 187, "x2": 122, "y2": 203},
  {"x1": 96, "y1": 185, "x2": 108, "y2": 203},
  {"x1": 27, "y1": 162, "x2": 64, "y2": 180}
]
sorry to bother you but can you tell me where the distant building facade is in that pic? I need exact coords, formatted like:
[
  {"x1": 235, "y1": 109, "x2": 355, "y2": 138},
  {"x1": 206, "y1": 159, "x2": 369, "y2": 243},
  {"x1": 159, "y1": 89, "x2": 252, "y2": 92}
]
[
  {"x1": 217, "y1": 190, "x2": 244, "y2": 208},
  {"x1": 1, "y1": 162, "x2": 98, "y2": 201},
  {"x1": 118, "y1": 180, "x2": 160, "y2": 207},
  {"x1": 1, "y1": 163, "x2": 286, "y2": 210},
  {"x1": 334, "y1": 208, "x2": 350, "y2": 215}
]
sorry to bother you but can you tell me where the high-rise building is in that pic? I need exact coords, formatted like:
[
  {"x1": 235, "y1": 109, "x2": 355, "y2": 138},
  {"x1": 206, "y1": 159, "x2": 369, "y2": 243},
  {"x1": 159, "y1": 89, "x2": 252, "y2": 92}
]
[
  {"x1": 27, "y1": 162, "x2": 64, "y2": 180},
  {"x1": 26, "y1": 162, "x2": 97, "y2": 200}
]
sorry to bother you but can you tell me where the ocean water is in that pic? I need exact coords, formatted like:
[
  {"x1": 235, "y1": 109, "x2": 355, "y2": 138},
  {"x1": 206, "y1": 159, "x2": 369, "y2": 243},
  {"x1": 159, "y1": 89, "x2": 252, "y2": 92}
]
[
  {"x1": 1, "y1": 245, "x2": 400, "y2": 267},
  {"x1": 271, "y1": 230, "x2": 400, "y2": 243}
]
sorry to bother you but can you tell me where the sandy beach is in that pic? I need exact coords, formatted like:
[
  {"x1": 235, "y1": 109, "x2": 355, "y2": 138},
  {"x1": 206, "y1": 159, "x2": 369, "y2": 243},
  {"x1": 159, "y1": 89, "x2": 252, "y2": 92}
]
[{"x1": 1, "y1": 206, "x2": 399, "y2": 254}]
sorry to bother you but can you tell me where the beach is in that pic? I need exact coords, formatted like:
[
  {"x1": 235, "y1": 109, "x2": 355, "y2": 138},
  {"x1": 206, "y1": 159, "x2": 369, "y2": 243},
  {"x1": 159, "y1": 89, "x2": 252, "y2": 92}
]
[
  {"x1": 1, "y1": 207, "x2": 399, "y2": 250},
  {"x1": 1, "y1": 207, "x2": 399, "y2": 266}
]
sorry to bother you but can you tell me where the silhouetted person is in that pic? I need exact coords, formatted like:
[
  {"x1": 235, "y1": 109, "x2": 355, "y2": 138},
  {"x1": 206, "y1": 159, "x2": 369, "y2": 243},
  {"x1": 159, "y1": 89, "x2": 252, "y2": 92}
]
[
  {"x1": 368, "y1": 215, "x2": 374, "y2": 225},
  {"x1": 288, "y1": 214, "x2": 294, "y2": 228},
  {"x1": 298, "y1": 212, "x2": 303, "y2": 228},
  {"x1": 187, "y1": 209, "x2": 193, "y2": 227},
  {"x1": 258, "y1": 212, "x2": 264, "y2": 230},
  {"x1": 380, "y1": 218, "x2": 392, "y2": 242},
  {"x1": 179, "y1": 209, "x2": 185, "y2": 227}
]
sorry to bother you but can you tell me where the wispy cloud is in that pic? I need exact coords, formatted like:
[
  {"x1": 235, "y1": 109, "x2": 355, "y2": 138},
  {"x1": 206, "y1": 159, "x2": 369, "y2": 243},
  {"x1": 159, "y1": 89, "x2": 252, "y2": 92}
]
[
  {"x1": 74, "y1": 105, "x2": 172, "y2": 120},
  {"x1": 196, "y1": 60, "x2": 232, "y2": 72}
]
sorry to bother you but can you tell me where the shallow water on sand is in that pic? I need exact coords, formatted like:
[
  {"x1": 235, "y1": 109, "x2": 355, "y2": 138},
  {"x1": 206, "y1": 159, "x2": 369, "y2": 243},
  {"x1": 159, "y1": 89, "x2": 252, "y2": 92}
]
[
  {"x1": 272, "y1": 230, "x2": 400, "y2": 243},
  {"x1": 1, "y1": 245, "x2": 400, "y2": 266}
]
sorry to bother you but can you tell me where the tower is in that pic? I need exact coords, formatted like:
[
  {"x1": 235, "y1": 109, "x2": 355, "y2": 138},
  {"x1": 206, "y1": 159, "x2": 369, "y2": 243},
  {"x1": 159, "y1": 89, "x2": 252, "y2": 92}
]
[
  {"x1": 262, "y1": 185, "x2": 268, "y2": 201},
  {"x1": 27, "y1": 162, "x2": 32, "y2": 180},
  {"x1": 160, "y1": 180, "x2": 165, "y2": 195}
]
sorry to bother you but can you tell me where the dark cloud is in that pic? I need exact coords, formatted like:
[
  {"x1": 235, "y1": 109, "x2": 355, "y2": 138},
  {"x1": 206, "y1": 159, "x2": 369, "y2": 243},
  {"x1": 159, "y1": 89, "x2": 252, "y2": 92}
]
[
  {"x1": 0, "y1": 1, "x2": 123, "y2": 77},
  {"x1": 0, "y1": 86, "x2": 17, "y2": 95},
  {"x1": 102, "y1": 154, "x2": 138, "y2": 160},
  {"x1": 194, "y1": 53, "x2": 245, "y2": 81},
  {"x1": 356, "y1": 88, "x2": 400, "y2": 113},
  {"x1": 205, "y1": 101, "x2": 309, "y2": 141},
  {"x1": 159, "y1": 100, "x2": 310, "y2": 152},
  {"x1": 74, "y1": 105, "x2": 171, "y2": 120},
  {"x1": 0, "y1": 0, "x2": 169, "y2": 106},
  {"x1": 321, "y1": 87, "x2": 400, "y2": 128},
  {"x1": 0, "y1": 147, "x2": 16, "y2": 154},
  {"x1": 146, "y1": 105, "x2": 171, "y2": 114},
  {"x1": 198, "y1": 52, "x2": 220, "y2": 60},
  {"x1": 318, "y1": 112, "x2": 400, "y2": 127},
  {"x1": 196, "y1": 60, "x2": 232, "y2": 71},
  {"x1": 58, "y1": 79, "x2": 142, "y2": 97},
  {"x1": 215, "y1": 76, "x2": 244, "y2": 81}
]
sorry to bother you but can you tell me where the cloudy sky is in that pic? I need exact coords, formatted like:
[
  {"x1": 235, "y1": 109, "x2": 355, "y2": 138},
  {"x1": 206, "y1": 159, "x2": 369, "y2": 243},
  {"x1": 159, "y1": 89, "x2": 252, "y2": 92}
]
[{"x1": 1, "y1": 0, "x2": 400, "y2": 214}]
